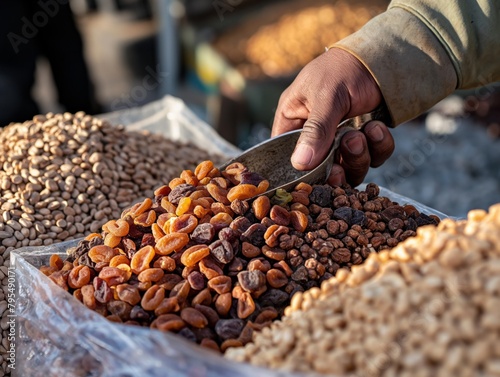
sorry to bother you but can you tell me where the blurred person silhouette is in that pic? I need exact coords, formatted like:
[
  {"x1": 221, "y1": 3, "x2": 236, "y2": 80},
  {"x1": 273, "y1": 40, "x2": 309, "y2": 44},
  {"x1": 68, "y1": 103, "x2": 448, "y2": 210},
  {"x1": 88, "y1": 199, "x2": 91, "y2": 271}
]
[{"x1": 0, "y1": 0, "x2": 102, "y2": 127}]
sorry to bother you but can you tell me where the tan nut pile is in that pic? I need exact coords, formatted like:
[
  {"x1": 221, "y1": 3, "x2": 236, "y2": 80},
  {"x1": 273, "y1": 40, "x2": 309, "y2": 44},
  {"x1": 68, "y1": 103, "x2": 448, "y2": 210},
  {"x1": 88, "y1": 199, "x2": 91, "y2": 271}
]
[
  {"x1": 226, "y1": 205, "x2": 500, "y2": 376},
  {"x1": 0, "y1": 112, "x2": 221, "y2": 376},
  {"x1": 213, "y1": 0, "x2": 386, "y2": 79}
]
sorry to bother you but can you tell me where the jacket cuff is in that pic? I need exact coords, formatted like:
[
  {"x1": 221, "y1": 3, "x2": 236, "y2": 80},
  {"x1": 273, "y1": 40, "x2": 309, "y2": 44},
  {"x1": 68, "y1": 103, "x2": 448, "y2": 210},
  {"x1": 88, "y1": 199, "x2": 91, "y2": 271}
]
[{"x1": 331, "y1": 8, "x2": 457, "y2": 126}]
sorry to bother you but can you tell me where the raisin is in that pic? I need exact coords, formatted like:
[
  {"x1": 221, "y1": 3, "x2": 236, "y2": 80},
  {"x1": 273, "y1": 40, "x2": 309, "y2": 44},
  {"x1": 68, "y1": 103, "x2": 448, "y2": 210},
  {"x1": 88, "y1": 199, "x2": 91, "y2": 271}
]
[
  {"x1": 239, "y1": 170, "x2": 265, "y2": 186},
  {"x1": 168, "y1": 184, "x2": 196, "y2": 205},
  {"x1": 187, "y1": 271, "x2": 206, "y2": 291},
  {"x1": 122, "y1": 238, "x2": 137, "y2": 259},
  {"x1": 309, "y1": 185, "x2": 332, "y2": 207},
  {"x1": 107, "y1": 300, "x2": 132, "y2": 321},
  {"x1": 380, "y1": 206, "x2": 406, "y2": 222},
  {"x1": 237, "y1": 270, "x2": 266, "y2": 292},
  {"x1": 257, "y1": 289, "x2": 289, "y2": 309},
  {"x1": 352, "y1": 210, "x2": 367, "y2": 226},
  {"x1": 230, "y1": 199, "x2": 249, "y2": 216},
  {"x1": 215, "y1": 319, "x2": 245, "y2": 341},
  {"x1": 334, "y1": 207, "x2": 353, "y2": 225},
  {"x1": 93, "y1": 277, "x2": 113, "y2": 303},
  {"x1": 191, "y1": 223, "x2": 215, "y2": 244},
  {"x1": 140, "y1": 233, "x2": 156, "y2": 248},
  {"x1": 241, "y1": 223, "x2": 266, "y2": 247},
  {"x1": 178, "y1": 327, "x2": 197, "y2": 343},
  {"x1": 209, "y1": 240, "x2": 234, "y2": 264}
]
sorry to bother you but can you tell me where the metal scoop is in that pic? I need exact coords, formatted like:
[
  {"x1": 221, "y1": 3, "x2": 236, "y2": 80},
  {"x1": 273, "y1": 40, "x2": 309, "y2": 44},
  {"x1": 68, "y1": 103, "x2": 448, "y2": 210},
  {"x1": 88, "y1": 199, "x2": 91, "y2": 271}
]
[{"x1": 219, "y1": 106, "x2": 392, "y2": 199}]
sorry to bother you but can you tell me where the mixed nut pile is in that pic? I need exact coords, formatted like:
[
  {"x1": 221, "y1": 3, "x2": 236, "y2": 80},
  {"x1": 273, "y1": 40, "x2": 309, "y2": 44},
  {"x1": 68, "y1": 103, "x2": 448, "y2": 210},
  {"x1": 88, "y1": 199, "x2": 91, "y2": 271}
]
[
  {"x1": 226, "y1": 206, "x2": 500, "y2": 376},
  {"x1": 40, "y1": 160, "x2": 438, "y2": 352},
  {"x1": 214, "y1": 0, "x2": 386, "y2": 79},
  {"x1": 0, "y1": 112, "x2": 220, "y2": 376}
]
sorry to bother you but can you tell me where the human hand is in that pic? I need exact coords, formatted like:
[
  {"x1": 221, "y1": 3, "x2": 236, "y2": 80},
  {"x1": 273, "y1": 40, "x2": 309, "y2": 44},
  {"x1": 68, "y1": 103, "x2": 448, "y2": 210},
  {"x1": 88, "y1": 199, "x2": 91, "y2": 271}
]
[{"x1": 271, "y1": 48, "x2": 395, "y2": 187}]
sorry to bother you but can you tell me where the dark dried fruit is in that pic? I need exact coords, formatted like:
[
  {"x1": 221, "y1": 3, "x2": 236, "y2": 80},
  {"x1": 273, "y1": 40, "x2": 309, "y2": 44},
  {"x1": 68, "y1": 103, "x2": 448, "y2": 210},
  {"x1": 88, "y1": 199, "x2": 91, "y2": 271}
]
[
  {"x1": 93, "y1": 277, "x2": 113, "y2": 303},
  {"x1": 241, "y1": 223, "x2": 266, "y2": 247},
  {"x1": 168, "y1": 184, "x2": 196, "y2": 205},
  {"x1": 209, "y1": 240, "x2": 235, "y2": 264},
  {"x1": 334, "y1": 207, "x2": 353, "y2": 225},
  {"x1": 191, "y1": 223, "x2": 216, "y2": 244},
  {"x1": 258, "y1": 289, "x2": 289, "y2": 309},
  {"x1": 351, "y1": 210, "x2": 367, "y2": 226},
  {"x1": 229, "y1": 216, "x2": 252, "y2": 236},
  {"x1": 187, "y1": 271, "x2": 206, "y2": 291},
  {"x1": 215, "y1": 319, "x2": 245, "y2": 341},
  {"x1": 309, "y1": 185, "x2": 332, "y2": 207},
  {"x1": 237, "y1": 270, "x2": 266, "y2": 292},
  {"x1": 130, "y1": 305, "x2": 150, "y2": 321}
]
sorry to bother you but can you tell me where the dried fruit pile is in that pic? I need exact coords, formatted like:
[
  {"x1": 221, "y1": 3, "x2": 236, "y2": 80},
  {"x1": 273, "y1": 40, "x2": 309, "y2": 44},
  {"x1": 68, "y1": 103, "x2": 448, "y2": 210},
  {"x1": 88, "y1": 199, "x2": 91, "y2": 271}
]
[
  {"x1": 213, "y1": 0, "x2": 386, "y2": 79},
  {"x1": 226, "y1": 206, "x2": 500, "y2": 376},
  {"x1": 0, "y1": 112, "x2": 221, "y2": 377},
  {"x1": 40, "y1": 160, "x2": 438, "y2": 352}
]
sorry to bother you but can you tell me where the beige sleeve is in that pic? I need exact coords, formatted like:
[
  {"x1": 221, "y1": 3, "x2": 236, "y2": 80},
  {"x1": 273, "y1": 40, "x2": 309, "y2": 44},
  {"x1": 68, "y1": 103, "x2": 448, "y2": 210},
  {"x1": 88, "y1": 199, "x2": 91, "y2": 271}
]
[{"x1": 331, "y1": 0, "x2": 500, "y2": 126}]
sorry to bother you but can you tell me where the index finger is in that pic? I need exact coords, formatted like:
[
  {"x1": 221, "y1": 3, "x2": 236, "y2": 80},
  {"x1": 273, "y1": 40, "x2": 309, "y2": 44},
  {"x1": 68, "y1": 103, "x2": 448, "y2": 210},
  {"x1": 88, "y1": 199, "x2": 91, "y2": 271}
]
[{"x1": 271, "y1": 90, "x2": 308, "y2": 138}]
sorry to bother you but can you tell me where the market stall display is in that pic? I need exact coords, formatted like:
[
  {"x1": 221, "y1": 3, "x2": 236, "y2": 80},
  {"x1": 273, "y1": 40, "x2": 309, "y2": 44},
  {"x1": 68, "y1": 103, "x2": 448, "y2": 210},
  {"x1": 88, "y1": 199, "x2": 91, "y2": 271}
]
[
  {"x1": 7, "y1": 98, "x2": 499, "y2": 377},
  {"x1": 36, "y1": 160, "x2": 439, "y2": 353}
]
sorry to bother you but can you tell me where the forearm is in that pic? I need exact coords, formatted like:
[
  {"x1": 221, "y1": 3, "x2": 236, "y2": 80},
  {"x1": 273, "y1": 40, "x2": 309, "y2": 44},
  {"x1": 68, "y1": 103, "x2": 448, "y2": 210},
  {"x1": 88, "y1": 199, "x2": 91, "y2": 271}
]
[{"x1": 332, "y1": 0, "x2": 500, "y2": 126}]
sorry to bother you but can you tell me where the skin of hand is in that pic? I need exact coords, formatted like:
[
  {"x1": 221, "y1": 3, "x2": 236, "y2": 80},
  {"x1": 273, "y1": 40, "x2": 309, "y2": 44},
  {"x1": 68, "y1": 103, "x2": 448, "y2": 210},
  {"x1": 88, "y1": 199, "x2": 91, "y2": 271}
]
[{"x1": 271, "y1": 47, "x2": 395, "y2": 187}]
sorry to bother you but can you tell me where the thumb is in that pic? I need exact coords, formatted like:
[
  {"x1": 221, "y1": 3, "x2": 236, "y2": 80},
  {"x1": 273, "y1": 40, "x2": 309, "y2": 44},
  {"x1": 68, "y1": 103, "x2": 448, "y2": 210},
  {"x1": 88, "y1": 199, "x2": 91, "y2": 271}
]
[{"x1": 291, "y1": 100, "x2": 346, "y2": 171}]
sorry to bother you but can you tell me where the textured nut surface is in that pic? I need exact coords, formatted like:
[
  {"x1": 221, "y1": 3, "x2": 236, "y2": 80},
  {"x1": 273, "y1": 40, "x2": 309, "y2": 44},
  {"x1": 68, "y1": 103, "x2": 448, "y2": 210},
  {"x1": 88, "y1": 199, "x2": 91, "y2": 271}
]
[{"x1": 226, "y1": 204, "x2": 500, "y2": 377}]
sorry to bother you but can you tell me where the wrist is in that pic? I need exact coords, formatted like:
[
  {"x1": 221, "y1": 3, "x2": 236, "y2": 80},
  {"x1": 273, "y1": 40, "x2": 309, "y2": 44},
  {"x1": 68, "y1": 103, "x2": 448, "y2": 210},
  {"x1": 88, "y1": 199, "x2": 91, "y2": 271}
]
[{"x1": 331, "y1": 8, "x2": 456, "y2": 126}]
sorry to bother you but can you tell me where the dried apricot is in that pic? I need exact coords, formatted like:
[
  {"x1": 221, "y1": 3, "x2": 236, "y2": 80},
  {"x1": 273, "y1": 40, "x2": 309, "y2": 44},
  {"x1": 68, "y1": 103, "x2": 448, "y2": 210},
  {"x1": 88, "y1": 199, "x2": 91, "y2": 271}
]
[
  {"x1": 141, "y1": 285, "x2": 165, "y2": 311},
  {"x1": 155, "y1": 233, "x2": 189, "y2": 255},
  {"x1": 104, "y1": 233, "x2": 121, "y2": 248},
  {"x1": 116, "y1": 284, "x2": 141, "y2": 305},
  {"x1": 106, "y1": 219, "x2": 130, "y2": 237},
  {"x1": 130, "y1": 245, "x2": 155, "y2": 274},
  {"x1": 138, "y1": 268, "x2": 164, "y2": 283},
  {"x1": 181, "y1": 245, "x2": 210, "y2": 267},
  {"x1": 175, "y1": 197, "x2": 192, "y2": 216},
  {"x1": 68, "y1": 265, "x2": 91, "y2": 289},
  {"x1": 206, "y1": 183, "x2": 230, "y2": 205},
  {"x1": 131, "y1": 198, "x2": 153, "y2": 218},
  {"x1": 252, "y1": 195, "x2": 271, "y2": 220},
  {"x1": 88, "y1": 245, "x2": 116, "y2": 263},
  {"x1": 194, "y1": 160, "x2": 215, "y2": 180},
  {"x1": 170, "y1": 214, "x2": 198, "y2": 233}
]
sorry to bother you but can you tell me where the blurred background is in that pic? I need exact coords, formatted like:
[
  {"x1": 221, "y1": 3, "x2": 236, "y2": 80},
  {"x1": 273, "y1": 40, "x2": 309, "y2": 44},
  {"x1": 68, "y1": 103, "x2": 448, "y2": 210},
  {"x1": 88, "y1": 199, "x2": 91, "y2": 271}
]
[{"x1": 0, "y1": 0, "x2": 499, "y2": 217}]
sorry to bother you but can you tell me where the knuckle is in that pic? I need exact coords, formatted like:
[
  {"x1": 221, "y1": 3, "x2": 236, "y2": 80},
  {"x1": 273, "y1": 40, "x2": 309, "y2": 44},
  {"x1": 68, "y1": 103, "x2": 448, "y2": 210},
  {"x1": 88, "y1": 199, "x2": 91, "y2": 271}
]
[{"x1": 301, "y1": 118, "x2": 330, "y2": 143}]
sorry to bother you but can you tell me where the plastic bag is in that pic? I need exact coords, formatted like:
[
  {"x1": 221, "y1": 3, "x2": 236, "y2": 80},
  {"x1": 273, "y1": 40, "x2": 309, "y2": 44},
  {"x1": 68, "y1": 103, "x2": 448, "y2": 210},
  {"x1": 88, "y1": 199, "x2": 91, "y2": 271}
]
[
  {"x1": 99, "y1": 95, "x2": 241, "y2": 159},
  {"x1": 13, "y1": 194, "x2": 448, "y2": 377},
  {"x1": 13, "y1": 96, "x2": 450, "y2": 377}
]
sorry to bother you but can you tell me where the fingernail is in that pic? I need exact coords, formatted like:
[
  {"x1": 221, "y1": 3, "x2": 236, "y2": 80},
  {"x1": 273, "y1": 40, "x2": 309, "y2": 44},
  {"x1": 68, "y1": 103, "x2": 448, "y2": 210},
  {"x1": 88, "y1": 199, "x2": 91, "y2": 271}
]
[
  {"x1": 292, "y1": 144, "x2": 314, "y2": 167},
  {"x1": 329, "y1": 165, "x2": 345, "y2": 186},
  {"x1": 366, "y1": 123, "x2": 384, "y2": 142},
  {"x1": 345, "y1": 136, "x2": 364, "y2": 155}
]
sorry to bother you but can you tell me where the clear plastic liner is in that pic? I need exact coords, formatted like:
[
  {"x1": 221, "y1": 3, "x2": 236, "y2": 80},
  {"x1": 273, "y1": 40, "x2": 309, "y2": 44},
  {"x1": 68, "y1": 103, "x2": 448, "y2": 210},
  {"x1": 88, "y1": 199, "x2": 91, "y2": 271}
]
[
  {"x1": 14, "y1": 243, "x2": 319, "y2": 377},
  {"x1": 99, "y1": 95, "x2": 241, "y2": 159},
  {"x1": 13, "y1": 190, "x2": 448, "y2": 377},
  {"x1": 12, "y1": 96, "x2": 450, "y2": 377}
]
